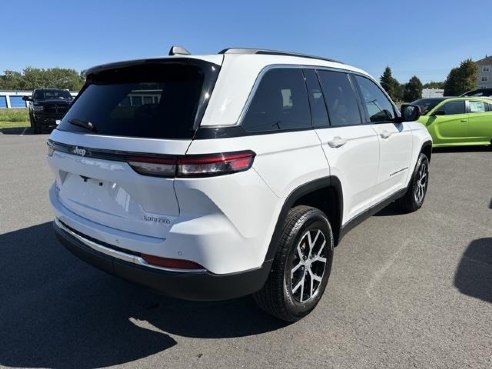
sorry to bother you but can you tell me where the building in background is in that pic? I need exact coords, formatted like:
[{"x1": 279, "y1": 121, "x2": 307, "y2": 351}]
[
  {"x1": 476, "y1": 55, "x2": 492, "y2": 88},
  {"x1": 421, "y1": 88, "x2": 444, "y2": 98}
]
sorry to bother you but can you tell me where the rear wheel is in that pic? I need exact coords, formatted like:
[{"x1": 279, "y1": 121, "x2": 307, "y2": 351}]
[
  {"x1": 253, "y1": 206, "x2": 334, "y2": 322},
  {"x1": 397, "y1": 153, "x2": 429, "y2": 212}
]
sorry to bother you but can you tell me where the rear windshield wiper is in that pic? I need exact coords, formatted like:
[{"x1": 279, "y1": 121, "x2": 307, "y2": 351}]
[{"x1": 68, "y1": 118, "x2": 97, "y2": 132}]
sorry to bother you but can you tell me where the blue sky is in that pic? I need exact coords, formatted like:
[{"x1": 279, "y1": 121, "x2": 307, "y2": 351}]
[{"x1": 2, "y1": 0, "x2": 490, "y2": 84}]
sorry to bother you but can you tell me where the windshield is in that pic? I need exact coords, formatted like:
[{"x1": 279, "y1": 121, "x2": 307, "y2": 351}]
[
  {"x1": 34, "y1": 90, "x2": 72, "y2": 100},
  {"x1": 411, "y1": 98, "x2": 446, "y2": 115},
  {"x1": 57, "y1": 61, "x2": 220, "y2": 139},
  {"x1": 461, "y1": 89, "x2": 492, "y2": 97}
]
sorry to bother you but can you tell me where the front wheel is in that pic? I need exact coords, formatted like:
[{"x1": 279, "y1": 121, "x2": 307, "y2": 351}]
[
  {"x1": 30, "y1": 115, "x2": 42, "y2": 134},
  {"x1": 397, "y1": 153, "x2": 429, "y2": 212},
  {"x1": 253, "y1": 206, "x2": 334, "y2": 322}
]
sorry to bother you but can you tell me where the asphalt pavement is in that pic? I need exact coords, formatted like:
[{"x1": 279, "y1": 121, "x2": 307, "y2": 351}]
[{"x1": 0, "y1": 130, "x2": 491, "y2": 369}]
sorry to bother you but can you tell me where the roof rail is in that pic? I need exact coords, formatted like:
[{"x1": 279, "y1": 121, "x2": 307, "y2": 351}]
[{"x1": 218, "y1": 48, "x2": 343, "y2": 64}]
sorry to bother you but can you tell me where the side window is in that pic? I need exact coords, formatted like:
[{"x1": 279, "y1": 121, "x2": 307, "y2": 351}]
[
  {"x1": 303, "y1": 69, "x2": 329, "y2": 127},
  {"x1": 437, "y1": 101, "x2": 465, "y2": 115},
  {"x1": 317, "y1": 70, "x2": 362, "y2": 126},
  {"x1": 486, "y1": 102, "x2": 492, "y2": 112},
  {"x1": 242, "y1": 68, "x2": 311, "y2": 132},
  {"x1": 354, "y1": 75, "x2": 396, "y2": 123},
  {"x1": 469, "y1": 100, "x2": 486, "y2": 113}
]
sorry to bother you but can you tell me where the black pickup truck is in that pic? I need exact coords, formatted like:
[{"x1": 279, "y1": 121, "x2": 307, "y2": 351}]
[{"x1": 23, "y1": 88, "x2": 74, "y2": 133}]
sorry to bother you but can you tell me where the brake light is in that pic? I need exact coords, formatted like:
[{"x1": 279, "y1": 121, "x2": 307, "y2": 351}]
[
  {"x1": 128, "y1": 151, "x2": 255, "y2": 178},
  {"x1": 128, "y1": 156, "x2": 176, "y2": 177},
  {"x1": 141, "y1": 254, "x2": 204, "y2": 270}
]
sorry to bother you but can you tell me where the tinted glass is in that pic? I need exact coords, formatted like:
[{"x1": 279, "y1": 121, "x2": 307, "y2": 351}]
[
  {"x1": 0, "y1": 96, "x2": 7, "y2": 108},
  {"x1": 462, "y1": 89, "x2": 492, "y2": 97},
  {"x1": 437, "y1": 101, "x2": 465, "y2": 115},
  {"x1": 469, "y1": 101, "x2": 486, "y2": 113},
  {"x1": 317, "y1": 70, "x2": 361, "y2": 126},
  {"x1": 304, "y1": 69, "x2": 329, "y2": 127},
  {"x1": 58, "y1": 63, "x2": 212, "y2": 139},
  {"x1": 411, "y1": 98, "x2": 446, "y2": 115},
  {"x1": 486, "y1": 102, "x2": 492, "y2": 112},
  {"x1": 242, "y1": 69, "x2": 311, "y2": 132},
  {"x1": 34, "y1": 89, "x2": 72, "y2": 100},
  {"x1": 354, "y1": 75, "x2": 395, "y2": 122}
]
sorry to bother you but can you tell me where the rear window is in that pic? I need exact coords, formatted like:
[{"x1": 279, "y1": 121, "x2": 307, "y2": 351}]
[
  {"x1": 57, "y1": 61, "x2": 219, "y2": 139},
  {"x1": 34, "y1": 89, "x2": 72, "y2": 100}
]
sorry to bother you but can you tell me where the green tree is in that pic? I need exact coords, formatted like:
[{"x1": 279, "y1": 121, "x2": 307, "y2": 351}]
[
  {"x1": 443, "y1": 68, "x2": 460, "y2": 96},
  {"x1": 443, "y1": 59, "x2": 478, "y2": 96},
  {"x1": 403, "y1": 76, "x2": 423, "y2": 102},
  {"x1": 380, "y1": 66, "x2": 402, "y2": 101},
  {"x1": 0, "y1": 70, "x2": 24, "y2": 89},
  {"x1": 0, "y1": 67, "x2": 84, "y2": 91}
]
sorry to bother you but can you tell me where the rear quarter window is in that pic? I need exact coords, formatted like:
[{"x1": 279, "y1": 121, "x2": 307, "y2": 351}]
[{"x1": 241, "y1": 68, "x2": 311, "y2": 132}]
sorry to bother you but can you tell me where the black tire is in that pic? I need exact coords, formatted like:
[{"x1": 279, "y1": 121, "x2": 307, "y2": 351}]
[
  {"x1": 396, "y1": 153, "x2": 429, "y2": 212},
  {"x1": 253, "y1": 205, "x2": 334, "y2": 322},
  {"x1": 30, "y1": 115, "x2": 42, "y2": 134}
]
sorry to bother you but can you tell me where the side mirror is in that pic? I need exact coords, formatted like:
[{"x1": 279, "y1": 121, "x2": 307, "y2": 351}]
[
  {"x1": 22, "y1": 96, "x2": 32, "y2": 101},
  {"x1": 399, "y1": 104, "x2": 421, "y2": 122},
  {"x1": 432, "y1": 110, "x2": 446, "y2": 116}
]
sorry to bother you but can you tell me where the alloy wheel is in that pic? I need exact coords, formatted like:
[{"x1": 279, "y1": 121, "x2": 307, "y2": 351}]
[
  {"x1": 414, "y1": 161, "x2": 428, "y2": 204},
  {"x1": 289, "y1": 229, "x2": 328, "y2": 303}
]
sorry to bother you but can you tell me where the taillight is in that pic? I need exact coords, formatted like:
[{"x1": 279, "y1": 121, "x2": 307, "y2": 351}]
[
  {"x1": 128, "y1": 156, "x2": 176, "y2": 177},
  {"x1": 128, "y1": 150, "x2": 255, "y2": 178}
]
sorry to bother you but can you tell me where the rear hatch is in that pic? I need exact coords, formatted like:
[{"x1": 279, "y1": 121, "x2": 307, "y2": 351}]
[{"x1": 49, "y1": 57, "x2": 222, "y2": 239}]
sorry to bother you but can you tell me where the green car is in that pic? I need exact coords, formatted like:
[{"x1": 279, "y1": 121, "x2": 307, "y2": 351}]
[{"x1": 412, "y1": 97, "x2": 492, "y2": 147}]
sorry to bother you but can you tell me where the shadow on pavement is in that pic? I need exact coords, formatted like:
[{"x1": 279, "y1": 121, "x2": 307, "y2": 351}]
[
  {"x1": 0, "y1": 127, "x2": 32, "y2": 135},
  {"x1": 373, "y1": 202, "x2": 408, "y2": 217},
  {"x1": 432, "y1": 146, "x2": 491, "y2": 154},
  {"x1": 454, "y1": 238, "x2": 492, "y2": 304},
  {"x1": 0, "y1": 223, "x2": 285, "y2": 368},
  {"x1": 0, "y1": 127, "x2": 55, "y2": 135}
]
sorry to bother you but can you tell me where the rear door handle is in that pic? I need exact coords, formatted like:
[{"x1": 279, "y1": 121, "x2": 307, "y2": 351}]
[
  {"x1": 379, "y1": 130, "x2": 394, "y2": 139},
  {"x1": 327, "y1": 136, "x2": 347, "y2": 148}
]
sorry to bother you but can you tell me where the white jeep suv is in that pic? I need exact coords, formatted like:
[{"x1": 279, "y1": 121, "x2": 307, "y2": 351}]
[{"x1": 48, "y1": 47, "x2": 432, "y2": 321}]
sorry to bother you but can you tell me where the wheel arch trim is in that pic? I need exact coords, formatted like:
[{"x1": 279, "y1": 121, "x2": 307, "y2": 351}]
[{"x1": 264, "y1": 176, "x2": 343, "y2": 263}]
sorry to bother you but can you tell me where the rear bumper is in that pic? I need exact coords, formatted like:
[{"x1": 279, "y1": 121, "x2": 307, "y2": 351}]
[{"x1": 53, "y1": 220, "x2": 271, "y2": 301}]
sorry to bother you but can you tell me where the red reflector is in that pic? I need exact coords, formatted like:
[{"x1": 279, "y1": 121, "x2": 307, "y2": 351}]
[{"x1": 141, "y1": 254, "x2": 204, "y2": 270}]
